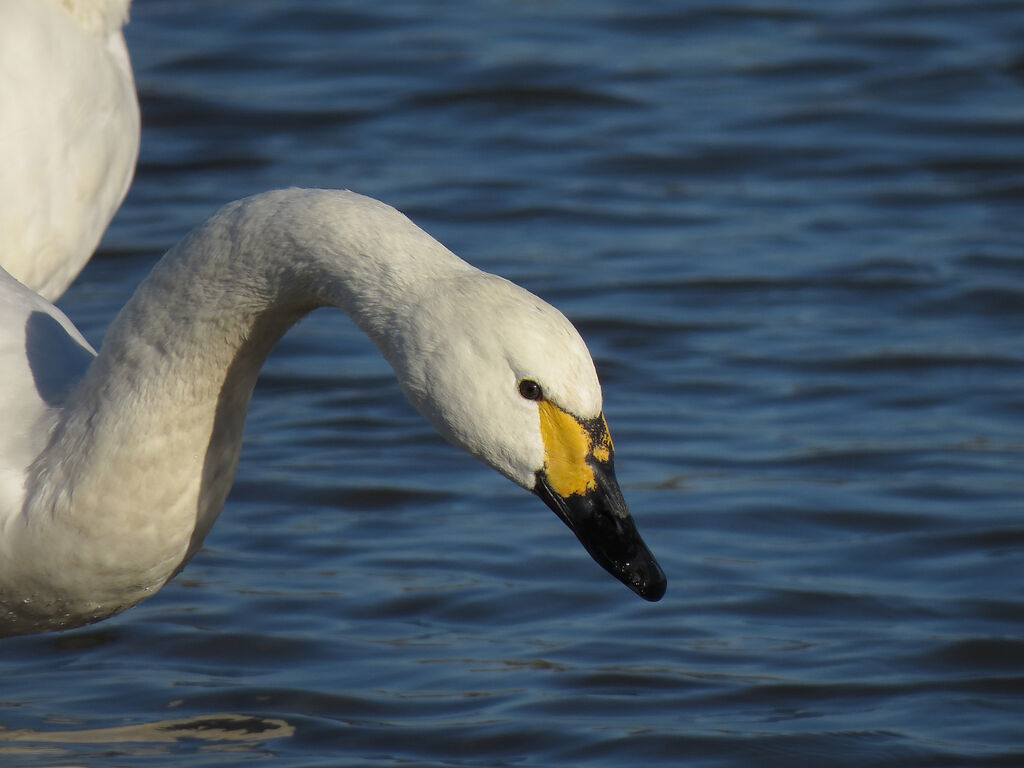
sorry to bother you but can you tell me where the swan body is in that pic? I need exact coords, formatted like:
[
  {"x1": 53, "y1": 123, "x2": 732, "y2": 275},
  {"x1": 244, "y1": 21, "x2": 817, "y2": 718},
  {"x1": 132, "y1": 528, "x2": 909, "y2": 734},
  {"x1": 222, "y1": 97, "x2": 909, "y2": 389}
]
[
  {"x1": 0, "y1": 189, "x2": 665, "y2": 637},
  {"x1": 0, "y1": 0, "x2": 138, "y2": 300}
]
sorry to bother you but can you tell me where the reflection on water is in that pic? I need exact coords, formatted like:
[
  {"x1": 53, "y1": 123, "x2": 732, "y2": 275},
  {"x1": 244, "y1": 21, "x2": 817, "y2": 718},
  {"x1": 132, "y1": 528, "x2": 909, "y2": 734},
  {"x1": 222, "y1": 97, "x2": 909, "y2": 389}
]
[{"x1": 0, "y1": 713, "x2": 292, "y2": 758}]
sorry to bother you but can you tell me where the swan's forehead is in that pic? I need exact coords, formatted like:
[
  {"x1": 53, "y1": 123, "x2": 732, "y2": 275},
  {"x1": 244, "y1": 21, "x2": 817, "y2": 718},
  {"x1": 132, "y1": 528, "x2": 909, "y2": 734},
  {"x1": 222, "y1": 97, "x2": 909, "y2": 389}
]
[{"x1": 490, "y1": 280, "x2": 604, "y2": 418}]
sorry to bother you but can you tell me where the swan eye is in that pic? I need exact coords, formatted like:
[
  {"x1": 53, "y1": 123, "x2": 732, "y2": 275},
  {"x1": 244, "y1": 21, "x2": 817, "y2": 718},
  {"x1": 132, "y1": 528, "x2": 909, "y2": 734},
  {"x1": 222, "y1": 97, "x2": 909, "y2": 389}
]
[{"x1": 518, "y1": 379, "x2": 543, "y2": 401}]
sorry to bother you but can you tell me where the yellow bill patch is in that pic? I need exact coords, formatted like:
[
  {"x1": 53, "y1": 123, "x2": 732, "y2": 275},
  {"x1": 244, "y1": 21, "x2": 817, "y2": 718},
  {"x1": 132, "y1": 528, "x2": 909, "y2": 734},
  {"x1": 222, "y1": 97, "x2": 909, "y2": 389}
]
[{"x1": 538, "y1": 401, "x2": 614, "y2": 498}]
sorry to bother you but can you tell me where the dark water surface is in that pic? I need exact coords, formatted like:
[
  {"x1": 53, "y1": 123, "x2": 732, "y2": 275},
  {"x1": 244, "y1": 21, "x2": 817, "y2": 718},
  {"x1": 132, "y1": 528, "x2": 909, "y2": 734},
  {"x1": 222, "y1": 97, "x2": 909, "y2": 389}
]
[{"x1": 2, "y1": 1, "x2": 1023, "y2": 766}]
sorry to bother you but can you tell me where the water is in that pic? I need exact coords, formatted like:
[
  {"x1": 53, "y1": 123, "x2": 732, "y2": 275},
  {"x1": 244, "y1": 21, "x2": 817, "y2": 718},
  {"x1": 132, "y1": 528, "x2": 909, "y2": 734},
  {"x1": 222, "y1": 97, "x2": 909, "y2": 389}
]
[{"x1": 2, "y1": 1, "x2": 1023, "y2": 765}]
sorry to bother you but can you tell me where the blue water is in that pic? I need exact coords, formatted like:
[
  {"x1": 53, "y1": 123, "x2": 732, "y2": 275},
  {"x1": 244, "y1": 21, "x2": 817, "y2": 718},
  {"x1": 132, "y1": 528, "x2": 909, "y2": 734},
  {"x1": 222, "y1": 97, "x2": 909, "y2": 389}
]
[{"x1": 2, "y1": 1, "x2": 1023, "y2": 766}]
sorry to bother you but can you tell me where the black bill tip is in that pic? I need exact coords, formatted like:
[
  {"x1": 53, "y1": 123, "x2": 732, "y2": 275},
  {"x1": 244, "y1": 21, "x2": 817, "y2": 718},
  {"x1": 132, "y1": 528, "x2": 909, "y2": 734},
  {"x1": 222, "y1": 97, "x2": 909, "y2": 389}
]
[
  {"x1": 628, "y1": 551, "x2": 667, "y2": 602},
  {"x1": 534, "y1": 467, "x2": 667, "y2": 602}
]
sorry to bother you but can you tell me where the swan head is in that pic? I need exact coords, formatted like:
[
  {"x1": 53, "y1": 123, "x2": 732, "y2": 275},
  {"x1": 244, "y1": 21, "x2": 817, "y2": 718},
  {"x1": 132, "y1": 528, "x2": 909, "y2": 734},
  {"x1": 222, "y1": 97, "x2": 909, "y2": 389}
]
[{"x1": 387, "y1": 272, "x2": 666, "y2": 601}]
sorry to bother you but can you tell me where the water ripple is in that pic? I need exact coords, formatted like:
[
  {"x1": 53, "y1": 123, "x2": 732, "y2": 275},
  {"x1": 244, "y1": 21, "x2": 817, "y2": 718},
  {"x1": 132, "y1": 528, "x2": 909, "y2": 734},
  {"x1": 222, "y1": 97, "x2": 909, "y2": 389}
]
[{"x1": 3, "y1": 1, "x2": 1022, "y2": 766}]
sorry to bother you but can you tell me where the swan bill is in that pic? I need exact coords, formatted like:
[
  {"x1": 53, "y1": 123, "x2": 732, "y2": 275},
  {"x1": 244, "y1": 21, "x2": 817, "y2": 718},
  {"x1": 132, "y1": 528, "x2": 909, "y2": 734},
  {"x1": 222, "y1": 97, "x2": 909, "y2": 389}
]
[{"x1": 533, "y1": 409, "x2": 667, "y2": 602}]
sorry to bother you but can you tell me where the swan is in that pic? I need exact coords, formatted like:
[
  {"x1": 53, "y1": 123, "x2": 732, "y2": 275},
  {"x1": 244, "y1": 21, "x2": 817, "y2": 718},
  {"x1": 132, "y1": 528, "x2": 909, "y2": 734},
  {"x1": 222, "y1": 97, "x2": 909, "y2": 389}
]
[
  {"x1": 0, "y1": 0, "x2": 139, "y2": 300},
  {"x1": 0, "y1": 188, "x2": 666, "y2": 637}
]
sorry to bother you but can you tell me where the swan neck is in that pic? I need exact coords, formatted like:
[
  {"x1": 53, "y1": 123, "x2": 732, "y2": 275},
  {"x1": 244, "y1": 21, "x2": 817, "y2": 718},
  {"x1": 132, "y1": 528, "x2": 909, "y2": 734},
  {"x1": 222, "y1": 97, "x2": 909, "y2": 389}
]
[{"x1": 10, "y1": 189, "x2": 469, "y2": 629}]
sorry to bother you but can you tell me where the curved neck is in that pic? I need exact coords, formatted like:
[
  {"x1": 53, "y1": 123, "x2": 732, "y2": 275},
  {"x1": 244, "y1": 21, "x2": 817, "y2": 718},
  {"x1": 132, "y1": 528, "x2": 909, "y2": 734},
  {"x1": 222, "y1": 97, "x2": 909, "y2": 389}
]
[{"x1": 10, "y1": 189, "x2": 471, "y2": 629}]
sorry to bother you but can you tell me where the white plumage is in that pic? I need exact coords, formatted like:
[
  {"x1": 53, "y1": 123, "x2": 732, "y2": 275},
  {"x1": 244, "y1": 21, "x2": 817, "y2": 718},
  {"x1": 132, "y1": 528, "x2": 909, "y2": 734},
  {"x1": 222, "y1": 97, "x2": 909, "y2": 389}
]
[
  {"x1": 0, "y1": 0, "x2": 138, "y2": 300},
  {"x1": 0, "y1": 189, "x2": 664, "y2": 637}
]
